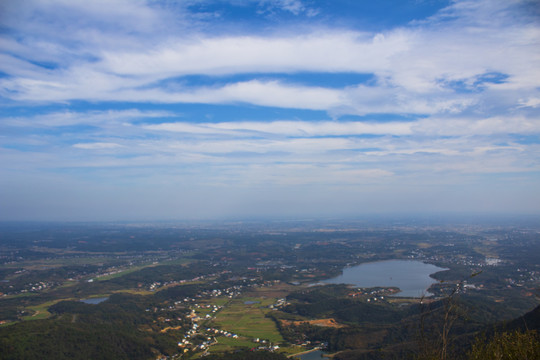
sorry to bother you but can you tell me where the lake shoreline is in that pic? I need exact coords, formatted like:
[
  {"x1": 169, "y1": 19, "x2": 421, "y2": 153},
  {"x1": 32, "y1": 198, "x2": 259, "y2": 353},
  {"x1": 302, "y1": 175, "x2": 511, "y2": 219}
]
[{"x1": 322, "y1": 259, "x2": 448, "y2": 298}]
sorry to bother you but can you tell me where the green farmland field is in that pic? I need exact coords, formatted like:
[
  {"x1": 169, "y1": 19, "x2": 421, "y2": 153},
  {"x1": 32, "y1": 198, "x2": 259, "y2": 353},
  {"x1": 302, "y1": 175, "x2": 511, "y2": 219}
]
[{"x1": 212, "y1": 297, "x2": 284, "y2": 344}]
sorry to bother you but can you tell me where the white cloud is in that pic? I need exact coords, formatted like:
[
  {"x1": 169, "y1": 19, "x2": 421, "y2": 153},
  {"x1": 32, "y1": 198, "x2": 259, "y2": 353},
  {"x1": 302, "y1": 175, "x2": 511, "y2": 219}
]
[
  {"x1": 519, "y1": 97, "x2": 540, "y2": 108},
  {"x1": 3, "y1": 109, "x2": 175, "y2": 127},
  {"x1": 0, "y1": 76, "x2": 484, "y2": 116},
  {"x1": 146, "y1": 119, "x2": 413, "y2": 136},
  {"x1": 167, "y1": 80, "x2": 343, "y2": 110},
  {"x1": 145, "y1": 114, "x2": 540, "y2": 139},
  {"x1": 1, "y1": 0, "x2": 538, "y2": 119},
  {"x1": 1, "y1": 0, "x2": 540, "y2": 218},
  {"x1": 0, "y1": 0, "x2": 166, "y2": 37},
  {"x1": 415, "y1": 115, "x2": 540, "y2": 136},
  {"x1": 73, "y1": 142, "x2": 123, "y2": 150},
  {"x1": 259, "y1": 0, "x2": 307, "y2": 16},
  {"x1": 99, "y1": 31, "x2": 404, "y2": 77}
]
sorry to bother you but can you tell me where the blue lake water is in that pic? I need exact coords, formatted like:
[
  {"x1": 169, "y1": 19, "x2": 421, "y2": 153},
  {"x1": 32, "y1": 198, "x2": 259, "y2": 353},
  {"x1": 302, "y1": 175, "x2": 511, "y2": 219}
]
[
  {"x1": 323, "y1": 260, "x2": 447, "y2": 297},
  {"x1": 244, "y1": 300, "x2": 260, "y2": 305},
  {"x1": 81, "y1": 297, "x2": 109, "y2": 304},
  {"x1": 294, "y1": 350, "x2": 327, "y2": 360}
]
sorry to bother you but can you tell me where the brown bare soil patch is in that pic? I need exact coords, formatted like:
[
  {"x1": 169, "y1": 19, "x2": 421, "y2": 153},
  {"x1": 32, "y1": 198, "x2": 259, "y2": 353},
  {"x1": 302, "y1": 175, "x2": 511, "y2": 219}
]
[{"x1": 160, "y1": 325, "x2": 183, "y2": 333}]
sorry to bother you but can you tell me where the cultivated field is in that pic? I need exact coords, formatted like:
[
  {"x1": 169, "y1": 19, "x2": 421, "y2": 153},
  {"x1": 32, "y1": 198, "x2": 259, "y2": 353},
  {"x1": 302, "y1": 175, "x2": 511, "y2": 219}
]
[{"x1": 212, "y1": 297, "x2": 284, "y2": 344}]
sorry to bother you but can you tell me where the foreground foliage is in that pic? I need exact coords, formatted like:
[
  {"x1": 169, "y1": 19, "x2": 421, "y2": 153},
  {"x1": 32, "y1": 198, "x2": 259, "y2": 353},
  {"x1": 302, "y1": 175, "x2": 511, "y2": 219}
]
[{"x1": 467, "y1": 330, "x2": 540, "y2": 360}]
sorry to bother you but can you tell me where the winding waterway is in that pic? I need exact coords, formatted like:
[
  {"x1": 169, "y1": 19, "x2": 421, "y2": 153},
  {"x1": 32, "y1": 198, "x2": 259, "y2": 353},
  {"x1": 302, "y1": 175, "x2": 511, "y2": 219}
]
[{"x1": 323, "y1": 259, "x2": 447, "y2": 297}]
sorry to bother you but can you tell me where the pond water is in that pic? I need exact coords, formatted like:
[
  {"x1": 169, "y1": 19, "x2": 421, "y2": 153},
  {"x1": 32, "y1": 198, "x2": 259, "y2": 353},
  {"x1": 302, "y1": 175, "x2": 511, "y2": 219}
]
[
  {"x1": 323, "y1": 260, "x2": 447, "y2": 297},
  {"x1": 294, "y1": 350, "x2": 327, "y2": 360},
  {"x1": 244, "y1": 300, "x2": 260, "y2": 305},
  {"x1": 80, "y1": 297, "x2": 109, "y2": 304}
]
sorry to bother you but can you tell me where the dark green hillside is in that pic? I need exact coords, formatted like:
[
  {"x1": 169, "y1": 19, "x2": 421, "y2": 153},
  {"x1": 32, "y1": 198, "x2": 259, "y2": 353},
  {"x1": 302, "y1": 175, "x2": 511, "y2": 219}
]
[
  {"x1": 0, "y1": 319, "x2": 154, "y2": 360},
  {"x1": 0, "y1": 293, "x2": 187, "y2": 360},
  {"x1": 505, "y1": 304, "x2": 540, "y2": 332},
  {"x1": 277, "y1": 284, "x2": 540, "y2": 360}
]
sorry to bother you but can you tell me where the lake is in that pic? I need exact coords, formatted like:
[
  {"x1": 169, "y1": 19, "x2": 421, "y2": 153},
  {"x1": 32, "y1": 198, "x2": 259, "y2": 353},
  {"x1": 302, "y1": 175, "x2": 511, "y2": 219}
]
[
  {"x1": 244, "y1": 300, "x2": 260, "y2": 305},
  {"x1": 80, "y1": 296, "x2": 109, "y2": 304},
  {"x1": 294, "y1": 350, "x2": 327, "y2": 360},
  {"x1": 323, "y1": 260, "x2": 447, "y2": 297}
]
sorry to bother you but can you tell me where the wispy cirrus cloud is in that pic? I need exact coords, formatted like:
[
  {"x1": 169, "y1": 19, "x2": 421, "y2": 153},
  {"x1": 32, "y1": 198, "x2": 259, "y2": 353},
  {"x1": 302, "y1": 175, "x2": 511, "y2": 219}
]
[
  {"x1": 2, "y1": 109, "x2": 175, "y2": 127},
  {"x1": 145, "y1": 119, "x2": 413, "y2": 136},
  {"x1": 73, "y1": 142, "x2": 123, "y2": 150}
]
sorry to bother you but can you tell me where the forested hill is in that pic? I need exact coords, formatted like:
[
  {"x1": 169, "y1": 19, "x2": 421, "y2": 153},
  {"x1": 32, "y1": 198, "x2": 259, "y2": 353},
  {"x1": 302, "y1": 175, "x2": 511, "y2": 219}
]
[{"x1": 505, "y1": 303, "x2": 540, "y2": 332}]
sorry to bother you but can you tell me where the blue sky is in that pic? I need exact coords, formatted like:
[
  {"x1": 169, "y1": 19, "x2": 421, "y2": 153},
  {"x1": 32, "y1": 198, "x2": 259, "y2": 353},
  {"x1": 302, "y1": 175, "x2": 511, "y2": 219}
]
[{"x1": 1, "y1": 0, "x2": 539, "y2": 221}]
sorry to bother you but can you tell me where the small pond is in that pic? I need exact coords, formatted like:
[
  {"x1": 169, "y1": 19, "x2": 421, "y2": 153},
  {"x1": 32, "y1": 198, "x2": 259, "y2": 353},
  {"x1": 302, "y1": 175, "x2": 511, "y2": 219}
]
[
  {"x1": 80, "y1": 297, "x2": 109, "y2": 304},
  {"x1": 244, "y1": 300, "x2": 260, "y2": 305},
  {"x1": 294, "y1": 350, "x2": 327, "y2": 360}
]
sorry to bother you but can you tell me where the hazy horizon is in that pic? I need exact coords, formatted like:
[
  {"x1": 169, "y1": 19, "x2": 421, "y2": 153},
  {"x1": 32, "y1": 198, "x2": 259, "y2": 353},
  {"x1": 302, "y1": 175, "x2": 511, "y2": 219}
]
[{"x1": 1, "y1": 0, "x2": 539, "y2": 221}]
